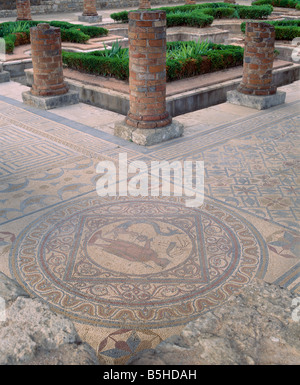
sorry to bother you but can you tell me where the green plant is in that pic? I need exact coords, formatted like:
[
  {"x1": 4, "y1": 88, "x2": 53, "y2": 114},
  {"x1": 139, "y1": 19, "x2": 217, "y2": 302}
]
[
  {"x1": 110, "y1": 3, "x2": 273, "y2": 24},
  {"x1": 110, "y1": 10, "x2": 130, "y2": 23},
  {"x1": 60, "y1": 28, "x2": 90, "y2": 43},
  {"x1": 62, "y1": 42, "x2": 243, "y2": 82},
  {"x1": 235, "y1": 4, "x2": 273, "y2": 18},
  {"x1": 252, "y1": 0, "x2": 299, "y2": 8},
  {"x1": 0, "y1": 20, "x2": 108, "y2": 53},
  {"x1": 167, "y1": 39, "x2": 212, "y2": 60}
]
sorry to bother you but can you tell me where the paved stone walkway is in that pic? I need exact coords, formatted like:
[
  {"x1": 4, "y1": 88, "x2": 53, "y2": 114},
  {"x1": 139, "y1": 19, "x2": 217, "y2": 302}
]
[
  {"x1": 0, "y1": 2, "x2": 299, "y2": 364},
  {"x1": 0, "y1": 78, "x2": 299, "y2": 364}
]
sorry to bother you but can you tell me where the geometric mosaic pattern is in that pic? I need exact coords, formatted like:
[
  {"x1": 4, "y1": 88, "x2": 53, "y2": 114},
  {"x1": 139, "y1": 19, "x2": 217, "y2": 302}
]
[{"x1": 10, "y1": 197, "x2": 268, "y2": 328}]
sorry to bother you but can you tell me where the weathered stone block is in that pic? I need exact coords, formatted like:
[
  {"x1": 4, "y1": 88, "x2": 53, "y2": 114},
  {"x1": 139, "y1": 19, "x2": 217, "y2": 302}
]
[
  {"x1": 22, "y1": 90, "x2": 79, "y2": 110},
  {"x1": 78, "y1": 14, "x2": 102, "y2": 23},
  {"x1": 227, "y1": 89, "x2": 286, "y2": 110},
  {"x1": 0, "y1": 71, "x2": 10, "y2": 83},
  {"x1": 114, "y1": 119, "x2": 184, "y2": 146}
]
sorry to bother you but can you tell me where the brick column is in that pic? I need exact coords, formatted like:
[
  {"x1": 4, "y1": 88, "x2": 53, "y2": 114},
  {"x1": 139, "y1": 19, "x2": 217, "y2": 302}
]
[
  {"x1": 237, "y1": 22, "x2": 276, "y2": 96},
  {"x1": 16, "y1": 0, "x2": 32, "y2": 21},
  {"x1": 30, "y1": 24, "x2": 68, "y2": 97},
  {"x1": 79, "y1": 0, "x2": 102, "y2": 22},
  {"x1": 82, "y1": 0, "x2": 98, "y2": 16},
  {"x1": 139, "y1": 0, "x2": 151, "y2": 9},
  {"x1": 185, "y1": 0, "x2": 196, "y2": 4},
  {"x1": 126, "y1": 10, "x2": 171, "y2": 130},
  {"x1": 227, "y1": 21, "x2": 286, "y2": 109}
]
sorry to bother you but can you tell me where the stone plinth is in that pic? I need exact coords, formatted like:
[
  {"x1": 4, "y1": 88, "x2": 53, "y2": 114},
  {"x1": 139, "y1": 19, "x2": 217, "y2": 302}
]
[
  {"x1": 16, "y1": 0, "x2": 32, "y2": 21},
  {"x1": 227, "y1": 90, "x2": 286, "y2": 110},
  {"x1": 22, "y1": 24, "x2": 79, "y2": 110},
  {"x1": 227, "y1": 22, "x2": 286, "y2": 109},
  {"x1": 78, "y1": 0, "x2": 102, "y2": 23},
  {"x1": 114, "y1": 10, "x2": 183, "y2": 145}
]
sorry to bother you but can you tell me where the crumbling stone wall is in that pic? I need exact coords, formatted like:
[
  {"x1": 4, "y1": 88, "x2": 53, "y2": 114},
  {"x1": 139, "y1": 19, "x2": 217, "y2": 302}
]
[{"x1": 0, "y1": 0, "x2": 183, "y2": 16}]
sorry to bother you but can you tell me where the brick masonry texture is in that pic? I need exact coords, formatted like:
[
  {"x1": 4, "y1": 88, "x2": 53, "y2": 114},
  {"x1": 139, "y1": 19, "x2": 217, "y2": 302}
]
[
  {"x1": 237, "y1": 22, "x2": 277, "y2": 96},
  {"x1": 30, "y1": 24, "x2": 69, "y2": 97},
  {"x1": 125, "y1": 10, "x2": 172, "y2": 130},
  {"x1": 138, "y1": 0, "x2": 151, "y2": 9},
  {"x1": 82, "y1": 0, "x2": 98, "y2": 16},
  {"x1": 16, "y1": 0, "x2": 32, "y2": 20}
]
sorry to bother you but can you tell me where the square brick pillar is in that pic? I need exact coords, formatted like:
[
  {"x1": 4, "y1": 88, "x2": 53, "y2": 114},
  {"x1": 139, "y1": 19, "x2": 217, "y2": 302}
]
[
  {"x1": 16, "y1": 0, "x2": 32, "y2": 21},
  {"x1": 114, "y1": 10, "x2": 183, "y2": 146},
  {"x1": 227, "y1": 22, "x2": 286, "y2": 109},
  {"x1": 78, "y1": 0, "x2": 102, "y2": 23},
  {"x1": 22, "y1": 24, "x2": 79, "y2": 109}
]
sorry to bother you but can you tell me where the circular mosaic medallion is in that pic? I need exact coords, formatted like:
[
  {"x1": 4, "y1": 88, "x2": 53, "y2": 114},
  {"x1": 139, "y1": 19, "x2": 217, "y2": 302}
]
[{"x1": 11, "y1": 198, "x2": 268, "y2": 328}]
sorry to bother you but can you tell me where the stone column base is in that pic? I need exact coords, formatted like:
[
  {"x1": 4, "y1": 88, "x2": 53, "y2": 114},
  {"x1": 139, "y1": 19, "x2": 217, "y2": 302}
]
[
  {"x1": 227, "y1": 90, "x2": 286, "y2": 110},
  {"x1": 22, "y1": 90, "x2": 79, "y2": 110},
  {"x1": 78, "y1": 15, "x2": 102, "y2": 23},
  {"x1": 0, "y1": 71, "x2": 10, "y2": 83},
  {"x1": 114, "y1": 119, "x2": 184, "y2": 146}
]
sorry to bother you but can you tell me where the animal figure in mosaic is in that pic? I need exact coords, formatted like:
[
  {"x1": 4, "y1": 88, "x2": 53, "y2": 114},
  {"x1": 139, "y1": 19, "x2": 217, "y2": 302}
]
[{"x1": 88, "y1": 230, "x2": 171, "y2": 268}]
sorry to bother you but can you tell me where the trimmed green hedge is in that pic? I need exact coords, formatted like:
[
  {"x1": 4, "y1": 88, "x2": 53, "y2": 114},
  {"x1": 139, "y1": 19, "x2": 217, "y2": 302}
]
[
  {"x1": 166, "y1": 11, "x2": 213, "y2": 28},
  {"x1": 252, "y1": 0, "x2": 299, "y2": 8},
  {"x1": 62, "y1": 42, "x2": 244, "y2": 82},
  {"x1": 110, "y1": 3, "x2": 273, "y2": 24},
  {"x1": 62, "y1": 51, "x2": 129, "y2": 80},
  {"x1": 0, "y1": 20, "x2": 108, "y2": 53},
  {"x1": 241, "y1": 19, "x2": 300, "y2": 40}
]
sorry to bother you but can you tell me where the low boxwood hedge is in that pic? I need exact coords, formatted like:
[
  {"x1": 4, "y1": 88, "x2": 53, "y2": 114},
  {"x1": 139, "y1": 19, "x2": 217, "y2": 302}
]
[
  {"x1": 110, "y1": 3, "x2": 273, "y2": 24},
  {"x1": 62, "y1": 42, "x2": 244, "y2": 82},
  {"x1": 252, "y1": 0, "x2": 300, "y2": 8},
  {"x1": 241, "y1": 19, "x2": 300, "y2": 40},
  {"x1": 166, "y1": 11, "x2": 214, "y2": 28},
  {"x1": 0, "y1": 20, "x2": 108, "y2": 54}
]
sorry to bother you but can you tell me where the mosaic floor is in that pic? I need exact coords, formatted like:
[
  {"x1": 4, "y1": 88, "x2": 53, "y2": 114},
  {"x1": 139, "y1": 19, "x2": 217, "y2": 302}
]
[{"x1": 0, "y1": 82, "x2": 299, "y2": 364}]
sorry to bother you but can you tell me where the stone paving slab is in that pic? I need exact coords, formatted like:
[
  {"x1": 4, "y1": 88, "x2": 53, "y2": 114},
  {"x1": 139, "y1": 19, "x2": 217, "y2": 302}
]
[{"x1": 0, "y1": 78, "x2": 299, "y2": 364}]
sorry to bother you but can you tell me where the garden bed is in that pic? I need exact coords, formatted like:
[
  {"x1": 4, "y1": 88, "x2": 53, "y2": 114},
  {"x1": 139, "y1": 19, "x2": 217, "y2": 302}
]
[
  {"x1": 0, "y1": 20, "x2": 108, "y2": 54},
  {"x1": 252, "y1": 0, "x2": 300, "y2": 10},
  {"x1": 110, "y1": 2, "x2": 274, "y2": 26},
  {"x1": 62, "y1": 41, "x2": 244, "y2": 82}
]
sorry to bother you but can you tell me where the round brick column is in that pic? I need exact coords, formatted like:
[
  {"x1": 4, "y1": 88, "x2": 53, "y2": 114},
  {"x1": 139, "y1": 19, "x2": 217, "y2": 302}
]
[
  {"x1": 238, "y1": 22, "x2": 276, "y2": 96},
  {"x1": 16, "y1": 0, "x2": 32, "y2": 21},
  {"x1": 30, "y1": 24, "x2": 69, "y2": 97},
  {"x1": 126, "y1": 10, "x2": 172, "y2": 130},
  {"x1": 82, "y1": 0, "x2": 98, "y2": 16}
]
